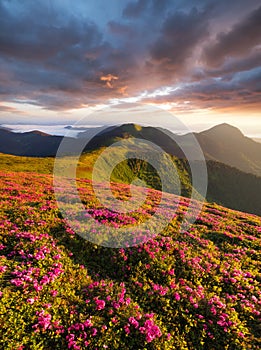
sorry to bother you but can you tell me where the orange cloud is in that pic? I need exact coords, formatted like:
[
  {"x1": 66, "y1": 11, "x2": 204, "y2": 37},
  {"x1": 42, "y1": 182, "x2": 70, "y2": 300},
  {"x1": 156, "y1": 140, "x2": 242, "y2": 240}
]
[
  {"x1": 100, "y1": 74, "x2": 118, "y2": 88},
  {"x1": 118, "y1": 85, "x2": 128, "y2": 95}
]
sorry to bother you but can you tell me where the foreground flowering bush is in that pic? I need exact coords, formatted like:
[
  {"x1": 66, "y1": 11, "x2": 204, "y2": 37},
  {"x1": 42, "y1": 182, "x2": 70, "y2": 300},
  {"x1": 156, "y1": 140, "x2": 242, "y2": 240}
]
[{"x1": 0, "y1": 170, "x2": 260, "y2": 349}]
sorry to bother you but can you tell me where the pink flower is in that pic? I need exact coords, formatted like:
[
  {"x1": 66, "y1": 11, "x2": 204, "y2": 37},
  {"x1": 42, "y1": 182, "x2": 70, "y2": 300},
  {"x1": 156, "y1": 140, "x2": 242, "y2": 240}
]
[
  {"x1": 124, "y1": 325, "x2": 130, "y2": 334},
  {"x1": 11, "y1": 279, "x2": 23, "y2": 287},
  {"x1": 125, "y1": 297, "x2": 131, "y2": 305},
  {"x1": 50, "y1": 290, "x2": 58, "y2": 297},
  {"x1": 91, "y1": 328, "x2": 97, "y2": 336},
  {"x1": 27, "y1": 298, "x2": 35, "y2": 304},
  {"x1": 53, "y1": 254, "x2": 61, "y2": 260},
  {"x1": 129, "y1": 317, "x2": 139, "y2": 329},
  {"x1": 111, "y1": 317, "x2": 118, "y2": 324},
  {"x1": 95, "y1": 299, "x2": 106, "y2": 310},
  {"x1": 33, "y1": 283, "x2": 42, "y2": 292},
  {"x1": 139, "y1": 319, "x2": 162, "y2": 343},
  {"x1": 174, "y1": 292, "x2": 180, "y2": 301},
  {"x1": 83, "y1": 319, "x2": 92, "y2": 328},
  {"x1": 0, "y1": 265, "x2": 7, "y2": 273},
  {"x1": 230, "y1": 278, "x2": 237, "y2": 283},
  {"x1": 43, "y1": 303, "x2": 52, "y2": 309},
  {"x1": 33, "y1": 310, "x2": 52, "y2": 331}
]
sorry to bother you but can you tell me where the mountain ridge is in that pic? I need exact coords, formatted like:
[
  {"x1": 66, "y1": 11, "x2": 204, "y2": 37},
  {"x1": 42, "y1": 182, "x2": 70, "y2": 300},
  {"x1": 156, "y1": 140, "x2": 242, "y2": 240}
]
[{"x1": 1, "y1": 123, "x2": 261, "y2": 176}]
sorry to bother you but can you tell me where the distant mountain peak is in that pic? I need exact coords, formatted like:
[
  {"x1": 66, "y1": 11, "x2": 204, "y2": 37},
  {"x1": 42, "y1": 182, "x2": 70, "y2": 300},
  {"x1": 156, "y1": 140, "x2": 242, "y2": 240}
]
[{"x1": 201, "y1": 123, "x2": 244, "y2": 137}]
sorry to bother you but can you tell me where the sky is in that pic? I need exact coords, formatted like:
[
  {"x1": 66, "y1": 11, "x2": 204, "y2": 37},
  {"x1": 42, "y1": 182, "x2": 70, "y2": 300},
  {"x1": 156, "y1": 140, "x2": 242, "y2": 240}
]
[{"x1": 0, "y1": 0, "x2": 260, "y2": 136}]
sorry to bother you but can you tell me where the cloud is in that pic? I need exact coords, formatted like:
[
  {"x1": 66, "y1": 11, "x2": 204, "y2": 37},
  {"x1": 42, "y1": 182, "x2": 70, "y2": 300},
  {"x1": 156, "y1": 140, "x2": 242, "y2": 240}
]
[
  {"x1": 148, "y1": 8, "x2": 210, "y2": 79},
  {"x1": 204, "y1": 49, "x2": 261, "y2": 78},
  {"x1": 122, "y1": 0, "x2": 150, "y2": 18},
  {"x1": 118, "y1": 86, "x2": 128, "y2": 95},
  {"x1": 203, "y1": 5, "x2": 261, "y2": 67},
  {"x1": 0, "y1": 103, "x2": 23, "y2": 113},
  {"x1": 0, "y1": 0, "x2": 260, "y2": 113},
  {"x1": 0, "y1": 1, "x2": 141, "y2": 109},
  {"x1": 123, "y1": 0, "x2": 172, "y2": 18},
  {"x1": 0, "y1": 2, "x2": 102, "y2": 62},
  {"x1": 100, "y1": 74, "x2": 119, "y2": 88},
  {"x1": 140, "y1": 67, "x2": 261, "y2": 112},
  {"x1": 108, "y1": 21, "x2": 134, "y2": 37}
]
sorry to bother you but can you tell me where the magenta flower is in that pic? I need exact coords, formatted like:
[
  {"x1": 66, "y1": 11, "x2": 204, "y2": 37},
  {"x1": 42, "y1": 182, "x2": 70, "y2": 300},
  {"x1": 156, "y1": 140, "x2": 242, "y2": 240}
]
[
  {"x1": 128, "y1": 317, "x2": 139, "y2": 329},
  {"x1": 174, "y1": 292, "x2": 181, "y2": 301},
  {"x1": 91, "y1": 328, "x2": 97, "y2": 336},
  {"x1": 50, "y1": 290, "x2": 58, "y2": 297},
  {"x1": 95, "y1": 298, "x2": 106, "y2": 310},
  {"x1": 27, "y1": 298, "x2": 35, "y2": 304},
  {"x1": 124, "y1": 325, "x2": 130, "y2": 334}
]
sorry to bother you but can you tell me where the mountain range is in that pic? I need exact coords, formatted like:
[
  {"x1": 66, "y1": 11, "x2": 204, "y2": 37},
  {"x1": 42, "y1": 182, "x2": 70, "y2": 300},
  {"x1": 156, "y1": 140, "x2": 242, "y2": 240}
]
[
  {"x1": 80, "y1": 123, "x2": 261, "y2": 177},
  {"x1": 0, "y1": 128, "x2": 63, "y2": 157},
  {"x1": 1, "y1": 123, "x2": 261, "y2": 176}
]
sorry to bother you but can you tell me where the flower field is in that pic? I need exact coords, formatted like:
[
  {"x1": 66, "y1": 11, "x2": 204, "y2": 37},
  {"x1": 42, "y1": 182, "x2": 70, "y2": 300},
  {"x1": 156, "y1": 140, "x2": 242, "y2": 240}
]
[{"x1": 0, "y1": 170, "x2": 261, "y2": 349}]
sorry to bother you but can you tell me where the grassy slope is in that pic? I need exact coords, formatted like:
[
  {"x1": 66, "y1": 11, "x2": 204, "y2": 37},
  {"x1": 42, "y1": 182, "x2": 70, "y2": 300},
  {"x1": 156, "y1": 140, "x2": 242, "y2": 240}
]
[
  {"x1": 0, "y1": 170, "x2": 261, "y2": 349},
  {"x1": 0, "y1": 152, "x2": 54, "y2": 174},
  {"x1": 1, "y1": 152, "x2": 261, "y2": 216}
]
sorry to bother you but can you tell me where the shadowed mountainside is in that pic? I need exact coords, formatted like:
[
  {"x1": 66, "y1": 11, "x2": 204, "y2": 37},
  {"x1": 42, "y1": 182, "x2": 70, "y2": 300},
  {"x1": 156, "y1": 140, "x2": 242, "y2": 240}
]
[
  {"x1": 194, "y1": 123, "x2": 261, "y2": 176},
  {"x1": 0, "y1": 128, "x2": 65, "y2": 157}
]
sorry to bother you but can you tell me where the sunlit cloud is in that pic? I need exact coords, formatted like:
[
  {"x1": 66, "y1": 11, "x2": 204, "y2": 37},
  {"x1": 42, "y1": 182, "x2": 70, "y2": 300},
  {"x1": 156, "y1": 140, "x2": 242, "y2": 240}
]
[
  {"x1": 118, "y1": 85, "x2": 128, "y2": 95},
  {"x1": 100, "y1": 74, "x2": 119, "y2": 88}
]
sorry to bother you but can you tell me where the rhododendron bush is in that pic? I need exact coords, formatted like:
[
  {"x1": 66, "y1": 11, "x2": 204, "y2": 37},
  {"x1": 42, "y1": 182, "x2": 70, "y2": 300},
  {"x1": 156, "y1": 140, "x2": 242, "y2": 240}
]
[{"x1": 0, "y1": 171, "x2": 260, "y2": 349}]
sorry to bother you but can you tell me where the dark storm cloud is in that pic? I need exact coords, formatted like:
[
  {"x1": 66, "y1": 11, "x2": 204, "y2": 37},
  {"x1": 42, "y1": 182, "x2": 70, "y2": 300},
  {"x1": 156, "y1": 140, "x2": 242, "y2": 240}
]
[
  {"x1": 0, "y1": 0, "x2": 260, "y2": 111},
  {"x1": 148, "y1": 8, "x2": 209, "y2": 78},
  {"x1": 203, "y1": 5, "x2": 261, "y2": 67},
  {"x1": 0, "y1": 2, "x2": 102, "y2": 62},
  {"x1": 0, "y1": 1, "x2": 106, "y2": 77}
]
